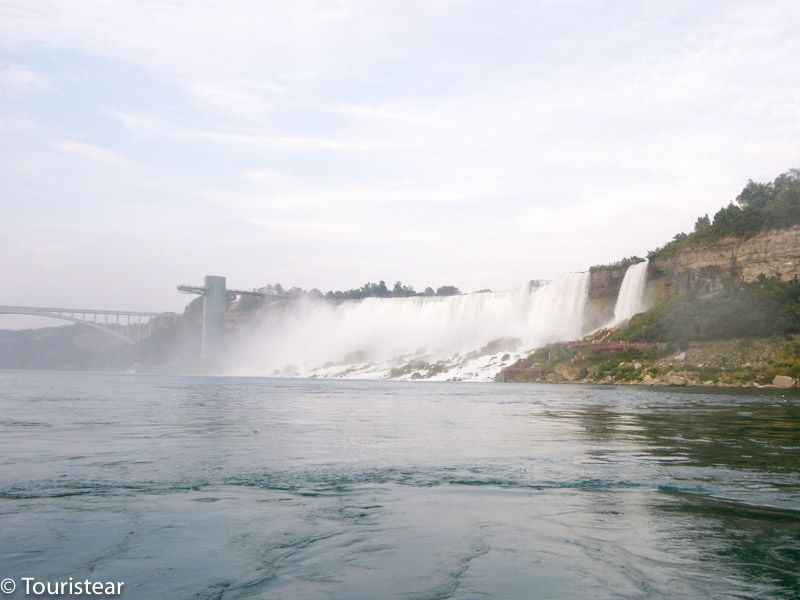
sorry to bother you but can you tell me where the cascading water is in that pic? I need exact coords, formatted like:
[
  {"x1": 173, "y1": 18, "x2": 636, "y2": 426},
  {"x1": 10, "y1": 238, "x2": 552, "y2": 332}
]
[
  {"x1": 227, "y1": 271, "x2": 591, "y2": 381},
  {"x1": 612, "y1": 260, "x2": 649, "y2": 324}
]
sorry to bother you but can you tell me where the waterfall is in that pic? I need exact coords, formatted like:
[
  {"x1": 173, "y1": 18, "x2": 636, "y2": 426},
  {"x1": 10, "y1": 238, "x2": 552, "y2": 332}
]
[
  {"x1": 228, "y1": 271, "x2": 591, "y2": 381},
  {"x1": 612, "y1": 260, "x2": 649, "y2": 324}
]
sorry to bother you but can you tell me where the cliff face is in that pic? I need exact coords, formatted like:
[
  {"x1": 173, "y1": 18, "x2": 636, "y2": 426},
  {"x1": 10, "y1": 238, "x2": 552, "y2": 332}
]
[
  {"x1": 585, "y1": 225, "x2": 800, "y2": 328},
  {"x1": 585, "y1": 263, "x2": 631, "y2": 330},
  {"x1": 649, "y1": 224, "x2": 800, "y2": 297}
]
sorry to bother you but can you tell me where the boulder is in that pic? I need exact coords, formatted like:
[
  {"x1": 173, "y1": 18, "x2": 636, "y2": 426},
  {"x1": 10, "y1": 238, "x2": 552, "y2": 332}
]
[
  {"x1": 664, "y1": 373, "x2": 687, "y2": 386},
  {"x1": 553, "y1": 363, "x2": 581, "y2": 382},
  {"x1": 772, "y1": 375, "x2": 796, "y2": 388}
]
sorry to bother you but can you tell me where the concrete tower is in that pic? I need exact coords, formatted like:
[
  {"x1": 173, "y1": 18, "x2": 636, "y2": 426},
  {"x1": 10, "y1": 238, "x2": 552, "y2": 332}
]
[
  {"x1": 178, "y1": 276, "x2": 267, "y2": 363},
  {"x1": 200, "y1": 275, "x2": 227, "y2": 360}
]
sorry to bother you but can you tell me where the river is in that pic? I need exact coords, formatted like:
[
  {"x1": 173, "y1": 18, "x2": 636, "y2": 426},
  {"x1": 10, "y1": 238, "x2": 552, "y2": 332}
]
[{"x1": 1, "y1": 371, "x2": 798, "y2": 598}]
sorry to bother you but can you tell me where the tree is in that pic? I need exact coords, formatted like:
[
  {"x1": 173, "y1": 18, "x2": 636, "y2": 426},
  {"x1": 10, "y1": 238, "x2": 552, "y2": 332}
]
[
  {"x1": 649, "y1": 169, "x2": 800, "y2": 259},
  {"x1": 392, "y1": 281, "x2": 416, "y2": 297},
  {"x1": 436, "y1": 285, "x2": 461, "y2": 296},
  {"x1": 694, "y1": 214, "x2": 711, "y2": 232},
  {"x1": 736, "y1": 180, "x2": 773, "y2": 211}
]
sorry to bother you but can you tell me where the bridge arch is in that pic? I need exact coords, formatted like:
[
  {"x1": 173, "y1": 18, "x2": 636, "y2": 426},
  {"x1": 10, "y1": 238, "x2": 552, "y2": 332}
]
[{"x1": 0, "y1": 306, "x2": 161, "y2": 345}]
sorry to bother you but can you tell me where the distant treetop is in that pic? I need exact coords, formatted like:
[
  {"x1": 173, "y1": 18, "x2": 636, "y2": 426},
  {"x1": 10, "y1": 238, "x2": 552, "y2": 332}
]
[
  {"x1": 649, "y1": 169, "x2": 800, "y2": 259},
  {"x1": 256, "y1": 280, "x2": 462, "y2": 301}
]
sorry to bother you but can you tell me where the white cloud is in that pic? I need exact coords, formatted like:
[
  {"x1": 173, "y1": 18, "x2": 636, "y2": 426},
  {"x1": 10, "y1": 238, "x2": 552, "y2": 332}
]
[
  {"x1": 48, "y1": 139, "x2": 133, "y2": 167},
  {"x1": 0, "y1": 62, "x2": 48, "y2": 94},
  {"x1": 241, "y1": 170, "x2": 293, "y2": 186},
  {"x1": 107, "y1": 108, "x2": 401, "y2": 151},
  {"x1": 0, "y1": 0, "x2": 356, "y2": 117},
  {"x1": 186, "y1": 81, "x2": 280, "y2": 119}
]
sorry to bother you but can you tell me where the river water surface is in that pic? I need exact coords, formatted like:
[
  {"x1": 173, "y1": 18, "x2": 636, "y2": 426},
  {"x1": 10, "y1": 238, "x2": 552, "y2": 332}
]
[{"x1": 1, "y1": 371, "x2": 799, "y2": 598}]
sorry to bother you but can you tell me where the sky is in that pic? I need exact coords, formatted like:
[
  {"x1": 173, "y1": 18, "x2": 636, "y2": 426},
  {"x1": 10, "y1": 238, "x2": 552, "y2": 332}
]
[{"x1": 1, "y1": 0, "x2": 799, "y2": 323}]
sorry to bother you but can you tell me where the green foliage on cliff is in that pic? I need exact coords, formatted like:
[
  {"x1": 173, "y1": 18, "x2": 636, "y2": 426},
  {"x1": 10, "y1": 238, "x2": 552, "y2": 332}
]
[
  {"x1": 649, "y1": 169, "x2": 800, "y2": 259},
  {"x1": 616, "y1": 275, "x2": 800, "y2": 345}
]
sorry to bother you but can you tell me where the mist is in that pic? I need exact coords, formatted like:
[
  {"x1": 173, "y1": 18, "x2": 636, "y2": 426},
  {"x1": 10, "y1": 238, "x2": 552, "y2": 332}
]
[{"x1": 223, "y1": 273, "x2": 591, "y2": 381}]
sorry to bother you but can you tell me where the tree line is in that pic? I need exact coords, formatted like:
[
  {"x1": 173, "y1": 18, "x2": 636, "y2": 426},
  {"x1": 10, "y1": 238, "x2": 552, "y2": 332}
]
[
  {"x1": 256, "y1": 281, "x2": 463, "y2": 301},
  {"x1": 650, "y1": 169, "x2": 800, "y2": 258}
]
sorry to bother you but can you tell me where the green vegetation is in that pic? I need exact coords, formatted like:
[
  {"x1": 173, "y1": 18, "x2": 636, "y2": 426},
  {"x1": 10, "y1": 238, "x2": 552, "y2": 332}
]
[
  {"x1": 616, "y1": 275, "x2": 800, "y2": 345},
  {"x1": 584, "y1": 348, "x2": 661, "y2": 382},
  {"x1": 589, "y1": 256, "x2": 645, "y2": 272},
  {"x1": 649, "y1": 169, "x2": 800, "y2": 258}
]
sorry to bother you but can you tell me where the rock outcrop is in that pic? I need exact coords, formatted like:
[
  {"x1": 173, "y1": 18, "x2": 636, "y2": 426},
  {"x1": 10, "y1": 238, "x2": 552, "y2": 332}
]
[
  {"x1": 649, "y1": 225, "x2": 800, "y2": 298},
  {"x1": 664, "y1": 373, "x2": 687, "y2": 386},
  {"x1": 772, "y1": 375, "x2": 796, "y2": 388},
  {"x1": 585, "y1": 261, "x2": 635, "y2": 329}
]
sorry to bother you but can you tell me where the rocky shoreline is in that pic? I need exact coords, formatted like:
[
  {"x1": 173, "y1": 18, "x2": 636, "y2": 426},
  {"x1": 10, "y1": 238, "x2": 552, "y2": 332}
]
[{"x1": 496, "y1": 332, "x2": 800, "y2": 389}]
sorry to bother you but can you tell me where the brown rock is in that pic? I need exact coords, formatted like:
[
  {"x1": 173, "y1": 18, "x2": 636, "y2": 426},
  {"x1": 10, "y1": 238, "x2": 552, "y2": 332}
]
[
  {"x1": 649, "y1": 224, "x2": 800, "y2": 297},
  {"x1": 553, "y1": 363, "x2": 581, "y2": 382},
  {"x1": 664, "y1": 373, "x2": 687, "y2": 386},
  {"x1": 772, "y1": 375, "x2": 795, "y2": 388}
]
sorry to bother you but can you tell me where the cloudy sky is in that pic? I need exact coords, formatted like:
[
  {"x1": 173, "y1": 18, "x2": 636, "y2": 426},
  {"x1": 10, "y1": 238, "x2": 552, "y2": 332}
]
[{"x1": 1, "y1": 0, "x2": 799, "y2": 320}]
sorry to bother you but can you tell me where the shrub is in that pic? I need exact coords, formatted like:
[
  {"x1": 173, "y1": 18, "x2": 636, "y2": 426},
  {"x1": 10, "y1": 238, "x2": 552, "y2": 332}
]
[{"x1": 616, "y1": 276, "x2": 800, "y2": 344}]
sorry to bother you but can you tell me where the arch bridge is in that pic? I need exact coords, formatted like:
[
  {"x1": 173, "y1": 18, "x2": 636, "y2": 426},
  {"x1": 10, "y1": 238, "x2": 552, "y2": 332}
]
[{"x1": 0, "y1": 306, "x2": 163, "y2": 345}]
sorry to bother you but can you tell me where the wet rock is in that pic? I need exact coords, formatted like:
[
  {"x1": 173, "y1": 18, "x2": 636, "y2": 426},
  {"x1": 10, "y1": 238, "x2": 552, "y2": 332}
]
[
  {"x1": 343, "y1": 350, "x2": 369, "y2": 363},
  {"x1": 478, "y1": 337, "x2": 521, "y2": 356}
]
